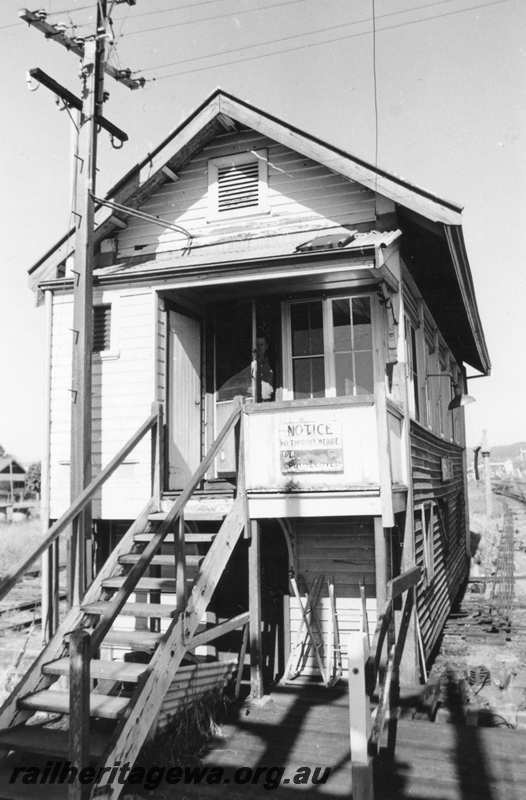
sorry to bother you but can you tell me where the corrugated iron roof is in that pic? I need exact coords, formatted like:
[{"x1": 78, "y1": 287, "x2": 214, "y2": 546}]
[{"x1": 94, "y1": 228, "x2": 401, "y2": 278}]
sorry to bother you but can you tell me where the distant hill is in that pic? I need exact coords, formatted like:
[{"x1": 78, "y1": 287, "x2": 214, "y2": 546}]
[{"x1": 489, "y1": 442, "x2": 526, "y2": 460}]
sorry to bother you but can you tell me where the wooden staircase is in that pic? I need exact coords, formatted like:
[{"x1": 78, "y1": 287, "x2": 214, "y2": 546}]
[{"x1": 0, "y1": 400, "x2": 249, "y2": 800}]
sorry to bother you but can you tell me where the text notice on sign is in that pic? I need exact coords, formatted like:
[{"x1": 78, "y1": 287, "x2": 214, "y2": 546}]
[{"x1": 279, "y1": 420, "x2": 344, "y2": 474}]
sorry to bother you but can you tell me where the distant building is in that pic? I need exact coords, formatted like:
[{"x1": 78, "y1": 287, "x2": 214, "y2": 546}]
[{"x1": 0, "y1": 456, "x2": 26, "y2": 501}]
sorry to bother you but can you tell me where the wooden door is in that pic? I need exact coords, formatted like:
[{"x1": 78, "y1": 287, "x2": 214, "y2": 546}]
[{"x1": 168, "y1": 310, "x2": 201, "y2": 490}]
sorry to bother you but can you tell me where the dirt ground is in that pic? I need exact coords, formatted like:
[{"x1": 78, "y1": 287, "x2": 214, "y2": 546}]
[{"x1": 430, "y1": 484, "x2": 526, "y2": 728}]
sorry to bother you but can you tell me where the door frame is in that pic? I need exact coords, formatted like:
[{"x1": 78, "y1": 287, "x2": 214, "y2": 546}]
[{"x1": 163, "y1": 298, "x2": 205, "y2": 491}]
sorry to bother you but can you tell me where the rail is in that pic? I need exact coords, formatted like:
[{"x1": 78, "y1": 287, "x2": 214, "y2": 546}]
[
  {"x1": 348, "y1": 565, "x2": 421, "y2": 800},
  {"x1": 0, "y1": 402, "x2": 164, "y2": 605}
]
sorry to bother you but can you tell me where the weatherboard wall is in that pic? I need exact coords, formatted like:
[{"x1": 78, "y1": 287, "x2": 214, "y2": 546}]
[
  {"x1": 48, "y1": 287, "x2": 155, "y2": 520},
  {"x1": 115, "y1": 128, "x2": 377, "y2": 259},
  {"x1": 288, "y1": 518, "x2": 377, "y2": 679},
  {"x1": 410, "y1": 421, "x2": 468, "y2": 660}
]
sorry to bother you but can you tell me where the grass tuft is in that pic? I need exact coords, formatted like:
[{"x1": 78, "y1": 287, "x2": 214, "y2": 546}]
[{"x1": 137, "y1": 689, "x2": 229, "y2": 769}]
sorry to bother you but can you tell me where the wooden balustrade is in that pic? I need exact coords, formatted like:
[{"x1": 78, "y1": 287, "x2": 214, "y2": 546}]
[
  {"x1": 67, "y1": 398, "x2": 245, "y2": 790},
  {"x1": 0, "y1": 402, "x2": 164, "y2": 605},
  {"x1": 88, "y1": 397, "x2": 242, "y2": 653},
  {"x1": 349, "y1": 565, "x2": 421, "y2": 800}
]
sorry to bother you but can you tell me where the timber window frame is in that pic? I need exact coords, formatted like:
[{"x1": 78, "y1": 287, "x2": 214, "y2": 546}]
[
  {"x1": 421, "y1": 501, "x2": 436, "y2": 585},
  {"x1": 207, "y1": 149, "x2": 269, "y2": 221},
  {"x1": 405, "y1": 316, "x2": 421, "y2": 422},
  {"x1": 281, "y1": 293, "x2": 376, "y2": 401}
]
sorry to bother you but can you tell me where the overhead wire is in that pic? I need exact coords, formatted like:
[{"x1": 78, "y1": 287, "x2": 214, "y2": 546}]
[
  {"x1": 143, "y1": 0, "x2": 510, "y2": 82},
  {"x1": 113, "y1": 0, "x2": 307, "y2": 37},
  {"x1": 132, "y1": 0, "x2": 506, "y2": 74},
  {"x1": 46, "y1": 4, "x2": 94, "y2": 14},
  {"x1": 121, "y1": 0, "x2": 232, "y2": 20},
  {"x1": 133, "y1": 0, "x2": 471, "y2": 75},
  {"x1": 372, "y1": 0, "x2": 379, "y2": 191}
]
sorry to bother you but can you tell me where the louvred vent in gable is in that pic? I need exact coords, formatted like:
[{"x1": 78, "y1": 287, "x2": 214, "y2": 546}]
[{"x1": 217, "y1": 160, "x2": 260, "y2": 213}]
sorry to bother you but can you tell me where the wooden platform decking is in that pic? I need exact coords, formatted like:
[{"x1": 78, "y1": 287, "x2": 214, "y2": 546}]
[
  {"x1": 1, "y1": 683, "x2": 526, "y2": 798},
  {"x1": 180, "y1": 683, "x2": 526, "y2": 800}
]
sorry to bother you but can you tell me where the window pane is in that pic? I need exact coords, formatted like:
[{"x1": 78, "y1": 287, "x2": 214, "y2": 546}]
[
  {"x1": 352, "y1": 297, "x2": 372, "y2": 349},
  {"x1": 293, "y1": 357, "x2": 325, "y2": 399},
  {"x1": 334, "y1": 352, "x2": 354, "y2": 396},
  {"x1": 311, "y1": 357, "x2": 325, "y2": 397},
  {"x1": 291, "y1": 302, "x2": 323, "y2": 356},
  {"x1": 309, "y1": 302, "x2": 324, "y2": 354},
  {"x1": 355, "y1": 351, "x2": 374, "y2": 394},
  {"x1": 332, "y1": 299, "x2": 351, "y2": 352},
  {"x1": 291, "y1": 303, "x2": 309, "y2": 356}
]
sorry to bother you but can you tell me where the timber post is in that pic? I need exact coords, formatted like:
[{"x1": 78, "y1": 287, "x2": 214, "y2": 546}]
[
  {"x1": 348, "y1": 631, "x2": 374, "y2": 800},
  {"x1": 176, "y1": 514, "x2": 187, "y2": 613},
  {"x1": 482, "y1": 429, "x2": 492, "y2": 518},
  {"x1": 69, "y1": 627, "x2": 91, "y2": 800},
  {"x1": 151, "y1": 400, "x2": 164, "y2": 511},
  {"x1": 69, "y1": 1, "x2": 108, "y2": 605},
  {"x1": 249, "y1": 519, "x2": 263, "y2": 699}
]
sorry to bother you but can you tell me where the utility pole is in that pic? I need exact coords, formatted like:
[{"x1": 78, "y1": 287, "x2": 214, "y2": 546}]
[
  {"x1": 68, "y1": 5, "x2": 105, "y2": 607},
  {"x1": 21, "y1": 4, "x2": 143, "y2": 608},
  {"x1": 481, "y1": 429, "x2": 493, "y2": 519}
]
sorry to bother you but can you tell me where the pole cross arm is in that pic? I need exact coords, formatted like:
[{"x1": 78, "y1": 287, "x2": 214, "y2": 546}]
[
  {"x1": 20, "y1": 10, "x2": 144, "y2": 90},
  {"x1": 29, "y1": 69, "x2": 128, "y2": 142}
]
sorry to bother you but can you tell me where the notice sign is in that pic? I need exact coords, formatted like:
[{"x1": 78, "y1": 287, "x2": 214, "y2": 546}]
[{"x1": 279, "y1": 420, "x2": 344, "y2": 473}]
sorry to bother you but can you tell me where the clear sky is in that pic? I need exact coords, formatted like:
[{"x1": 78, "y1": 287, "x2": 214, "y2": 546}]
[{"x1": 1, "y1": 0, "x2": 524, "y2": 461}]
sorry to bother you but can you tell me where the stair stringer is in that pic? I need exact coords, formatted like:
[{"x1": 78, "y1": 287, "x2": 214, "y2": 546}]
[
  {"x1": 0, "y1": 499, "x2": 154, "y2": 731},
  {"x1": 90, "y1": 495, "x2": 246, "y2": 800}
]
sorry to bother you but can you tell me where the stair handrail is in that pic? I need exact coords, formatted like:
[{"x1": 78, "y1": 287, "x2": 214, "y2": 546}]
[
  {"x1": 89, "y1": 396, "x2": 244, "y2": 653},
  {"x1": 368, "y1": 565, "x2": 421, "y2": 750},
  {"x1": 348, "y1": 565, "x2": 421, "y2": 800},
  {"x1": 0, "y1": 402, "x2": 164, "y2": 604}
]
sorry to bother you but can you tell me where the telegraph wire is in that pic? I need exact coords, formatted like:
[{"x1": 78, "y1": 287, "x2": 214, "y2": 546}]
[
  {"x1": 372, "y1": 0, "x2": 379, "y2": 190},
  {"x1": 144, "y1": 0, "x2": 510, "y2": 82},
  {"x1": 0, "y1": 0, "x2": 493, "y2": 36},
  {"x1": 131, "y1": 0, "x2": 507, "y2": 75},
  {"x1": 135, "y1": 18, "x2": 373, "y2": 73},
  {"x1": 36, "y1": 0, "x2": 306, "y2": 34},
  {"x1": 115, "y1": 0, "x2": 307, "y2": 37},
  {"x1": 120, "y1": 0, "x2": 232, "y2": 20}
]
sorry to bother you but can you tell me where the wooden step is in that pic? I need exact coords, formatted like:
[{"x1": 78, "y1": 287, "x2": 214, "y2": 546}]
[
  {"x1": 82, "y1": 601, "x2": 178, "y2": 618},
  {"x1": 42, "y1": 658, "x2": 150, "y2": 683},
  {"x1": 134, "y1": 532, "x2": 216, "y2": 543},
  {"x1": 118, "y1": 553, "x2": 203, "y2": 567},
  {"x1": 0, "y1": 724, "x2": 110, "y2": 758},
  {"x1": 149, "y1": 510, "x2": 226, "y2": 522},
  {"x1": 101, "y1": 576, "x2": 190, "y2": 592},
  {"x1": 101, "y1": 629, "x2": 162, "y2": 650},
  {"x1": 18, "y1": 690, "x2": 129, "y2": 719}
]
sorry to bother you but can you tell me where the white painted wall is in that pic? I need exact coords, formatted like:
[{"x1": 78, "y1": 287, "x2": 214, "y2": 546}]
[
  {"x1": 49, "y1": 286, "x2": 156, "y2": 520},
  {"x1": 116, "y1": 128, "x2": 377, "y2": 258}
]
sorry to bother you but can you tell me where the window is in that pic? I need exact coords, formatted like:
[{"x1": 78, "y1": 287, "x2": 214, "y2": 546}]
[
  {"x1": 290, "y1": 301, "x2": 325, "y2": 399},
  {"x1": 208, "y1": 150, "x2": 269, "y2": 220},
  {"x1": 421, "y1": 502, "x2": 435, "y2": 584},
  {"x1": 93, "y1": 304, "x2": 111, "y2": 353},
  {"x1": 424, "y1": 342, "x2": 433, "y2": 428},
  {"x1": 405, "y1": 318, "x2": 420, "y2": 420},
  {"x1": 284, "y1": 295, "x2": 374, "y2": 400}
]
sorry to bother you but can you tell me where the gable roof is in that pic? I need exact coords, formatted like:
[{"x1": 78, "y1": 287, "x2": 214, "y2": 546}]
[
  {"x1": 0, "y1": 457, "x2": 26, "y2": 475},
  {"x1": 28, "y1": 88, "x2": 489, "y2": 374}
]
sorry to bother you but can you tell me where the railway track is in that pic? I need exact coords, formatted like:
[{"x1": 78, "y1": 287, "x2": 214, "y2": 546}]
[
  {"x1": 0, "y1": 565, "x2": 67, "y2": 634},
  {"x1": 0, "y1": 594, "x2": 67, "y2": 634}
]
